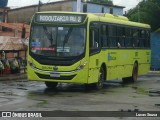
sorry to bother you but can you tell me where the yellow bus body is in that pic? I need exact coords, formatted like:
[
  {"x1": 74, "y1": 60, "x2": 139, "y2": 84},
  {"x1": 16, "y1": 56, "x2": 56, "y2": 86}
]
[{"x1": 27, "y1": 12, "x2": 151, "y2": 84}]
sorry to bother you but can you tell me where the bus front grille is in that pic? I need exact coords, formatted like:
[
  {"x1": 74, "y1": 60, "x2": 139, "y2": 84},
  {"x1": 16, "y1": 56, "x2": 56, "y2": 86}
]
[{"x1": 35, "y1": 72, "x2": 76, "y2": 80}]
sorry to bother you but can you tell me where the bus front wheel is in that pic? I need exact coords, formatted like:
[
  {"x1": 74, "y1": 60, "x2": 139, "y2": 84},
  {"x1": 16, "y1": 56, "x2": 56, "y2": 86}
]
[
  {"x1": 92, "y1": 67, "x2": 105, "y2": 90},
  {"x1": 45, "y1": 82, "x2": 58, "y2": 88}
]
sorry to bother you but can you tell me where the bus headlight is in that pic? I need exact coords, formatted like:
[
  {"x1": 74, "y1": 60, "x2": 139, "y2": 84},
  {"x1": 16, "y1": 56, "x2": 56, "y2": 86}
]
[
  {"x1": 28, "y1": 60, "x2": 36, "y2": 68},
  {"x1": 76, "y1": 61, "x2": 88, "y2": 71}
]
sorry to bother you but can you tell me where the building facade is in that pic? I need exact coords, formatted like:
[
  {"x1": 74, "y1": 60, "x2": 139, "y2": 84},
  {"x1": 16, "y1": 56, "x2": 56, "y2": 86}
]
[
  {"x1": 0, "y1": 7, "x2": 9, "y2": 22},
  {"x1": 7, "y1": 0, "x2": 124, "y2": 23}
]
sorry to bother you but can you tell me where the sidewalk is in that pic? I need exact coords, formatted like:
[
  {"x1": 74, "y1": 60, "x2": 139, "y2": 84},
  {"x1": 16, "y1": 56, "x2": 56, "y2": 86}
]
[{"x1": 0, "y1": 73, "x2": 27, "y2": 81}]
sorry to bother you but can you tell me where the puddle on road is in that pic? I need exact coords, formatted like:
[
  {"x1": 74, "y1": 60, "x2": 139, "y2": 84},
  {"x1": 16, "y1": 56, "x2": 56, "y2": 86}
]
[
  {"x1": 17, "y1": 87, "x2": 28, "y2": 90},
  {"x1": 149, "y1": 89, "x2": 160, "y2": 97},
  {"x1": 1, "y1": 79, "x2": 129, "y2": 99},
  {"x1": 36, "y1": 99, "x2": 48, "y2": 107},
  {"x1": 155, "y1": 104, "x2": 160, "y2": 106},
  {"x1": 26, "y1": 81, "x2": 126, "y2": 101},
  {"x1": 0, "y1": 90, "x2": 13, "y2": 95},
  {"x1": 132, "y1": 86, "x2": 149, "y2": 95},
  {"x1": 132, "y1": 85, "x2": 160, "y2": 97},
  {"x1": 0, "y1": 97, "x2": 12, "y2": 103},
  {"x1": 155, "y1": 104, "x2": 160, "y2": 108}
]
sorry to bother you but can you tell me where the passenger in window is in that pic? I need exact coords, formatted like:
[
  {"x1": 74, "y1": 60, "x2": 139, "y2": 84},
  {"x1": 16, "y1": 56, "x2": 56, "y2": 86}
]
[
  {"x1": 94, "y1": 41, "x2": 99, "y2": 48},
  {"x1": 118, "y1": 42, "x2": 121, "y2": 48}
]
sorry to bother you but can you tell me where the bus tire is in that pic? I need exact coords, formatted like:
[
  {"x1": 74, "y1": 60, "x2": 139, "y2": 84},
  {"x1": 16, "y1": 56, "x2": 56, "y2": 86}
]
[
  {"x1": 122, "y1": 62, "x2": 138, "y2": 83},
  {"x1": 45, "y1": 82, "x2": 58, "y2": 88},
  {"x1": 131, "y1": 62, "x2": 138, "y2": 82},
  {"x1": 92, "y1": 66, "x2": 105, "y2": 90}
]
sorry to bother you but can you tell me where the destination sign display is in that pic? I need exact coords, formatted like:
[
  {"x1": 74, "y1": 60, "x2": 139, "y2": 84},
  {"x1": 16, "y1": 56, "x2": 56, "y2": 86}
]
[{"x1": 35, "y1": 14, "x2": 86, "y2": 24}]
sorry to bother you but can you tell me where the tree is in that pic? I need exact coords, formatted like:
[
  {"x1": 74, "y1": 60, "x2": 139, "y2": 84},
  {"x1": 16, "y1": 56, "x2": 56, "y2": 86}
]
[{"x1": 126, "y1": 0, "x2": 160, "y2": 31}]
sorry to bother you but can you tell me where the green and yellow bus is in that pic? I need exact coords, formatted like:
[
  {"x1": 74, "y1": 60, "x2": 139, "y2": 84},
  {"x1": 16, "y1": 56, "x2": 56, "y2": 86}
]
[{"x1": 27, "y1": 11, "x2": 151, "y2": 89}]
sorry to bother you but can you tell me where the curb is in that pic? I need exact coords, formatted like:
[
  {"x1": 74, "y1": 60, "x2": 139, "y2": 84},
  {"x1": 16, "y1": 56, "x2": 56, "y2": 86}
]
[{"x1": 0, "y1": 73, "x2": 27, "y2": 81}]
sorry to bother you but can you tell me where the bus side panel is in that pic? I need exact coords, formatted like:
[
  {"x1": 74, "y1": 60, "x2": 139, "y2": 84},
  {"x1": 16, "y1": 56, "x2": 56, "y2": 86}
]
[
  {"x1": 137, "y1": 50, "x2": 151, "y2": 75},
  {"x1": 88, "y1": 54, "x2": 100, "y2": 84},
  {"x1": 107, "y1": 67, "x2": 118, "y2": 80},
  {"x1": 117, "y1": 50, "x2": 129, "y2": 78},
  {"x1": 122, "y1": 50, "x2": 136, "y2": 78},
  {"x1": 124, "y1": 65, "x2": 133, "y2": 77},
  {"x1": 84, "y1": 49, "x2": 150, "y2": 83},
  {"x1": 103, "y1": 49, "x2": 150, "y2": 80},
  {"x1": 105, "y1": 50, "x2": 118, "y2": 80},
  {"x1": 107, "y1": 49, "x2": 133, "y2": 80}
]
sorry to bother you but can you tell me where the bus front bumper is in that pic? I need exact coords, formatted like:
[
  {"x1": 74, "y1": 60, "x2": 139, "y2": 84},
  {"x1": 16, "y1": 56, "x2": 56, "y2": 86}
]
[{"x1": 27, "y1": 65, "x2": 88, "y2": 84}]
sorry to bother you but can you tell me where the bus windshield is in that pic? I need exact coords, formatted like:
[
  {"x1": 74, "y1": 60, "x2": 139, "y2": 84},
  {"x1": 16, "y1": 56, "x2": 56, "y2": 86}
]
[{"x1": 30, "y1": 25, "x2": 86, "y2": 57}]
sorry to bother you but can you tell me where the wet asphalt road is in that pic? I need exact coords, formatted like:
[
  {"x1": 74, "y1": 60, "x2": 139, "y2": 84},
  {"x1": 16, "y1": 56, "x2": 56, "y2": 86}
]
[{"x1": 0, "y1": 71, "x2": 160, "y2": 120}]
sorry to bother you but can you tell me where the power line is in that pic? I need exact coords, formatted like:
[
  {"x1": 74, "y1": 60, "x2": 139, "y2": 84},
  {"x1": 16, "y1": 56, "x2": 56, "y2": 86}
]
[{"x1": 47, "y1": 0, "x2": 51, "y2": 4}]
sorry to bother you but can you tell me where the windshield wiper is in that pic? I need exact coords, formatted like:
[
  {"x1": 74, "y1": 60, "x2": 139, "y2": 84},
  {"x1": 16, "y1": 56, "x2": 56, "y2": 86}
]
[
  {"x1": 63, "y1": 27, "x2": 73, "y2": 50},
  {"x1": 43, "y1": 26, "x2": 55, "y2": 47}
]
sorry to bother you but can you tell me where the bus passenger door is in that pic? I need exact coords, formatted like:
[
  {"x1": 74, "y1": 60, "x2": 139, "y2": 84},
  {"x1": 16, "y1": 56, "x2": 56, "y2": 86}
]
[{"x1": 88, "y1": 26, "x2": 101, "y2": 83}]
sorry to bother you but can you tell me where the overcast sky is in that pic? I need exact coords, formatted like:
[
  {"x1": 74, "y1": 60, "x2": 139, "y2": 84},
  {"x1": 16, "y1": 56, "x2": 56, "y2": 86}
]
[
  {"x1": 7, "y1": 0, "x2": 139, "y2": 11},
  {"x1": 113, "y1": 0, "x2": 139, "y2": 10}
]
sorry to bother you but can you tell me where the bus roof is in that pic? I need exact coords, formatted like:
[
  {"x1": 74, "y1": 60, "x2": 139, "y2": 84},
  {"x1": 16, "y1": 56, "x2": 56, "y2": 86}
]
[
  {"x1": 87, "y1": 13, "x2": 150, "y2": 29},
  {"x1": 35, "y1": 11, "x2": 151, "y2": 29}
]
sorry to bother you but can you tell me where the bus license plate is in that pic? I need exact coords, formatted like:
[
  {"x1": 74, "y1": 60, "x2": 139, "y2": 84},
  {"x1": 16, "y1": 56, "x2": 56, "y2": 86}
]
[{"x1": 50, "y1": 73, "x2": 60, "y2": 78}]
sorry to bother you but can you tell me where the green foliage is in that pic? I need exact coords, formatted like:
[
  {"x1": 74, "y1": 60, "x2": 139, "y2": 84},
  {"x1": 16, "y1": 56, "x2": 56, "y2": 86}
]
[{"x1": 126, "y1": 0, "x2": 160, "y2": 31}]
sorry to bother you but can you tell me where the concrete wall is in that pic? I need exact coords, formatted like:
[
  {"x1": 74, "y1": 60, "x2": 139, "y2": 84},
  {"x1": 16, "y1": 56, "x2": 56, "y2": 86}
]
[
  {"x1": 7, "y1": 1, "x2": 73, "y2": 23},
  {"x1": 7, "y1": 1, "x2": 123, "y2": 23},
  {"x1": 8, "y1": 7, "x2": 38, "y2": 23},
  {"x1": 39, "y1": 1, "x2": 72, "y2": 12}
]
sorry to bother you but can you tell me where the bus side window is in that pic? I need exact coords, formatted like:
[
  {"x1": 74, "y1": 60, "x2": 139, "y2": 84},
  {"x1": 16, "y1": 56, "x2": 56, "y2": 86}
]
[
  {"x1": 89, "y1": 27, "x2": 100, "y2": 55},
  {"x1": 101, "y1": 25, "x2": 108, "y2": 47},
  {"x1": 139, "y1": 30, "x2": 145, "y2": 48},
  {"x1": 125, "y1": 27, "x2": 132, "y2": 47},
  {"x1": 132, "y1": 29, "x2": 139, "y2": 47},
  {"x1": 117, "y1": 26, "x2": 125, "y2": 48},
  {"x1": 145, "y1": 30, "x2": 150, "y2": 48},
  {"x1": 108, "y1": 25, "x2": 117, "y2": 47},
  {"x1": 90, "y1": 29, "x2": 99, "y2": 48}
]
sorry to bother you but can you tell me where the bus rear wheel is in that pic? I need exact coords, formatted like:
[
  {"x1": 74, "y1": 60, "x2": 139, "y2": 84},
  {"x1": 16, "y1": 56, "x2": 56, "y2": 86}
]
[
  {"x1": 132, "y1": 62, "x2": 138, "y2": 82},
  {"x1": 92, "y1": 67, "x2": 105, "y2": 90},
  {"x1": 45, "y1": 82, "x2": 58, "y2": 88},
  {"x1": 122, "y1": 63, "x2": 138, "y2": 83}
]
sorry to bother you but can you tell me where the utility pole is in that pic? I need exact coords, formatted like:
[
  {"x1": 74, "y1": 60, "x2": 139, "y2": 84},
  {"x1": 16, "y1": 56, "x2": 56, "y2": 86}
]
[
  {"x1": 77, "y1": 0, "x2": 81, "y2": 12},
  {"x1": 38, "y1": 0, "x2": 41, "y2": 12}
]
